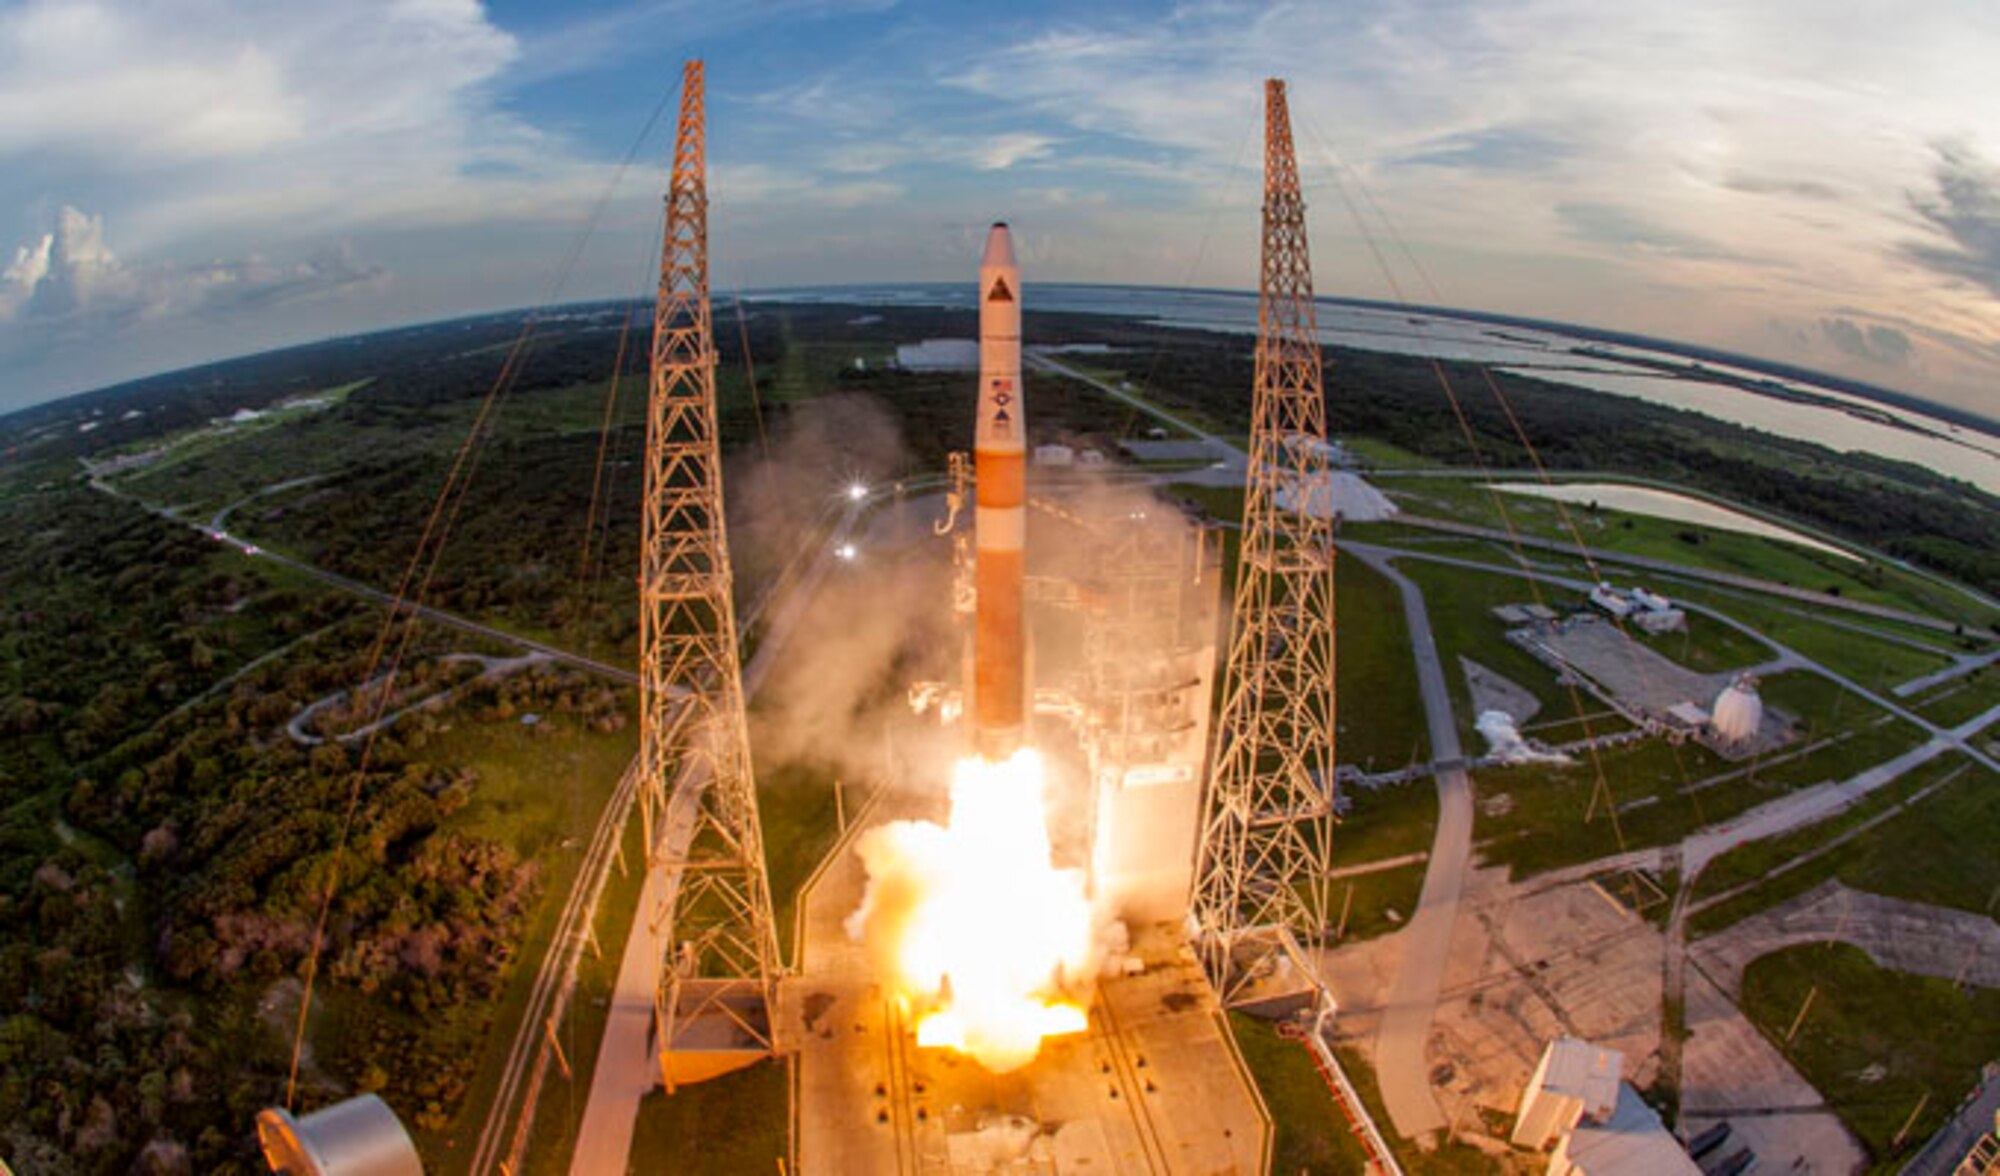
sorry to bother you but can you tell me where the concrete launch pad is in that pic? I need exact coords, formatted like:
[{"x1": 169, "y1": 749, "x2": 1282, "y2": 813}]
[{"x1": 786, "y1": 784, "x2": 1270, "y2": 1176}]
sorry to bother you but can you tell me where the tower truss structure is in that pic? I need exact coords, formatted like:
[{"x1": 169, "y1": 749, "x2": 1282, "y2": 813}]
[
  {"x1": 640, "y1": 60, "x2": 780, "y2": 1083},
  {"x1": 1191, "y1": 77, "x2": 1338, "y2": 1002}
]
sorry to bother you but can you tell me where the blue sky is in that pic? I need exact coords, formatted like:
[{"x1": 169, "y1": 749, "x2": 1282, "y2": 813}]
[{"x1": 3, "y1": 0, "x2": 1999, "y2": 419}]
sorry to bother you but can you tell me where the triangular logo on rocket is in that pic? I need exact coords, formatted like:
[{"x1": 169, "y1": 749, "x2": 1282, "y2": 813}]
[{"x1": 987, "y1": 277, "x2": 1014, "y2": 303}]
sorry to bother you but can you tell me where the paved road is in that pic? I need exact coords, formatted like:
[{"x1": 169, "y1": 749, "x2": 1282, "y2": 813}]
[{"x1": 1347, "y1": 544, "x2": 1468, "y2": 1141}]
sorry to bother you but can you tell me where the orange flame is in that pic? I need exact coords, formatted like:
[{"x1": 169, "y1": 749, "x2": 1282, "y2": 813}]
[{"x1": 847, "y1": 749, "x2": 1093, "y2": 1072}]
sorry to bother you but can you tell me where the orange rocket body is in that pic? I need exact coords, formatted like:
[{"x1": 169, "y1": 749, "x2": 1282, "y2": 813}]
[{"x1": 973, "y1": 223, "x2": 1025, "y2": 762}]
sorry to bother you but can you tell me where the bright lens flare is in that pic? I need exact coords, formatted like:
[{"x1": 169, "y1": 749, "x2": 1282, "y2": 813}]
[{"x1": 846, "y1": 749, "x2": 1094, "y2": 1073}]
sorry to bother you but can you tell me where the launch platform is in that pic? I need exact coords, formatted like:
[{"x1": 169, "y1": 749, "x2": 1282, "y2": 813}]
[{"x1": 786, "y1": 781, "x2": 1271, "y2": 1175}]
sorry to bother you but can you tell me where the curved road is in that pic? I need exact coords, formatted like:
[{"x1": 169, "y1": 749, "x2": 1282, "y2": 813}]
[{"x1": 1346, "y1": 545, "x2": 1468, "y2": 1140}]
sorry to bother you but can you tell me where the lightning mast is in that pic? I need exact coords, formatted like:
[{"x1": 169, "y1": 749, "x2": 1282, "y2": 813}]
[
  {"x1": 640, "y1": 60, "x2": 780, "y2": 1085},
  {"x1": 1192, "y1": 78, "x2": 1337, "y2": 1001}
]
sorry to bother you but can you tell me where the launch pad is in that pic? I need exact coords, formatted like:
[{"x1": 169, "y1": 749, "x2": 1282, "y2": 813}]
[{"x1": 787, "y1": 780, "x2": 1270, "y2": 1175}]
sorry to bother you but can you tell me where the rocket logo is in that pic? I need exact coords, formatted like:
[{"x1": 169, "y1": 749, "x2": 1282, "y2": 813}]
[{"x1": 987, "y1": 276, "x2": 1014, "y2": 304}]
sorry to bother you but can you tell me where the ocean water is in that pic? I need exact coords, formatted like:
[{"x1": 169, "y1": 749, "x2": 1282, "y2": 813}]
[{"x1": 754, "y1": 282, "x2": 2000, "y2": 496}]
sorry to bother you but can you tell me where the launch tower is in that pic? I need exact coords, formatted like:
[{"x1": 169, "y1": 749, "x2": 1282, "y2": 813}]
[
  {"x1": 640, "y1": 60, "x2": 781, "y2": 1086},
  {"x1": 1191, "y1": 77, "x2": 1338, "y2": 1003}
]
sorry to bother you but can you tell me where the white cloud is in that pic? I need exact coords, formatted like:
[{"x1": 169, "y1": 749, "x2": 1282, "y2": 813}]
[
  {"x1": 0, "y1": 0, "x2": 596, "y2": 251},
  {"x1": 936, "y1": 0, "x2": 2000, "y2": 418},
  {"x1": 0, "y1": 204, "x2": 385, "y2": 342},
  {"x1": 969, "y1": 133, "x2": 1058, "y2": 171}
]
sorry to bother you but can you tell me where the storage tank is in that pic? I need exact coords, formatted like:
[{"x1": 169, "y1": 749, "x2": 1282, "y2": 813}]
[
  {"x1": 1711, "y1": 676, "x2": 1764, "y2": 747},
  {"x1": 256, "y1": 1095, "x2": 423, "y2": 1176}
]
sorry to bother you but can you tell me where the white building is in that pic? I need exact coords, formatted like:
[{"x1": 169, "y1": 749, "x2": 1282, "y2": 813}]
[
  {"x1": 1549, "y1": 1085, "x2": 1701, "y2": 1176},
  {"x1": 1589, "y1": 581, "x2": 1687, "y2": 634},
  {"x1": 1515, "y1": 1038, "x2": 1701, "y2": 1175},
  {"x1": 1514, "y1": 1038, "x2": 1622, "y2": 1149}
]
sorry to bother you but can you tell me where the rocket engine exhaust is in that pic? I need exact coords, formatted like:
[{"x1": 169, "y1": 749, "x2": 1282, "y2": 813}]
[{"x1": 974, "y1": 222, "x2": 1026, "y2": 763}]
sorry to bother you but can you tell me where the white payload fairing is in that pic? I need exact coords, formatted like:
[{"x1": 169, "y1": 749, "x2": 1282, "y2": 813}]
[{"x1": 973, "y1": 222, "x2": 1025, "y2": 762}]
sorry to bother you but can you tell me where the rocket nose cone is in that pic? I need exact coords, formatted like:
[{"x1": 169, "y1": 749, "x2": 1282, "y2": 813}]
[{"x1": 982, "y1": 222, "x2": 1017, "y2": 269}]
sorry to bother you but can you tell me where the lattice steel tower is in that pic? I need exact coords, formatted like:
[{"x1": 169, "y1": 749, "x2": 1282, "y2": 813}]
[
  {"x1": 640, "y1": 60, "x2": 780, "y2": 1085},
  {"x1": 1192, "y1": 78, "x2": 1337, "y2": 1001}
]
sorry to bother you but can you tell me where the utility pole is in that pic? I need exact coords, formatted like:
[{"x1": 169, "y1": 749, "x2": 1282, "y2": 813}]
[
  {"x1": 641, "y1": 59, "x2": 780, "y2": 1088},
  {"x1": 1191, "y1": 77, "x2": 1338, "y2": 1002}
]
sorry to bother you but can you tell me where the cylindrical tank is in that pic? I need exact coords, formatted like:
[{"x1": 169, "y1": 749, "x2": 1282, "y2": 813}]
[
  {"x1": 256, "y1": 1094, "x2": 423, "y2": 1176},
  {"x1": 1711, "y1": 676, "x2": 1764, "y2": 746}
]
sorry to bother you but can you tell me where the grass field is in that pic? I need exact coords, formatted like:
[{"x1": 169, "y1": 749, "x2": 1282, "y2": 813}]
[
  {"x1": 1474, "y1": 669, "x2": 1927, "y2": 878},
  {"x1": 1394, "y1": 557, "x2": 1591, "y2": 744},
  {"x1": 1629, "y1": 610, "x2": 1774, "y2": 674},
  {"x1": 1371, "y1": 473, "x2": 1992, "y2": 628},
  {"x1": 625, "y1": 1058, "x2": 790, "y2": 1174},
  {"x1": 1689, "y1": 754, "x2": 1969, "y2": 906},
  {"x1": 1330, "y1": 1044, "x2": 1502, "y2": 1174},
  {"x1": 1665, "y1": 585, "x2": 1963, "y2": 696},
  {"x1": 1227, "y1": 1013, "x2": 1370, "y2": 1174},
  {"x1": 1337, "y1": 553, "x2": 1432, "y2": 771},
  {"x1": 1327, "y1": 860, "x2": 1430, "y2": 944},
  {"x1": 1473, "y1": 740, "x2": 1719, "y2": 877},
  {"x1": 757, "y1": 759, "x2": 856, "y2": 962},
  {"x1": 1689, "y1": 752, "x2": 2000, "y2": 937},
  {"x1": 1740, "y1": 944, "x2": 2000, "y2": 1168},
  {"x1": 1911, "y1": 666, "x2": 2000, "y2": 729}
]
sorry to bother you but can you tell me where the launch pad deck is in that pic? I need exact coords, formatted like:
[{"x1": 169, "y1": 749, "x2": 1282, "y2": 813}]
[{"x1": 787, "y1": 787, "x2": 1270, "y2": 1175}]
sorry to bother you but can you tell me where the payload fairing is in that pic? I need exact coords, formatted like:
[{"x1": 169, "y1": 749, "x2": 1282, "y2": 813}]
[{"x1": 973, "y1": 222, "x2": 1026, "y2": 763}]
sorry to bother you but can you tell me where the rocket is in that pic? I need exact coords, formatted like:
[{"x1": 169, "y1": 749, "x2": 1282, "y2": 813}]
[{"x1": 973, "y1": 222, "x2": 1025, "y2": 762}]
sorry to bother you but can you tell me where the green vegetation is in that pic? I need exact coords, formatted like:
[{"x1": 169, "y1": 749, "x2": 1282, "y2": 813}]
[
  {"x1": 1372, "y1": 472, "x2": 1984, "y2": 625},
  {"x1": 1475, "y1": 670, "x2": 1926, "y2": 879},
  {"x1": 1394, "y1": 557, "x2": 1590, "y2": 744},
  {"x1": 1689, "y1": 754, "x2": 1965, "y2": 905},
  {"x1": 759, "y1": 760, "x2": 851, "y2": 961},
  {"x1": 5, "y1": 293, "x2": 1996, "y2": 1172},
  {"x1": 1336, "y1": 552, "x2": 1432, "y2": 772},
  {"x1": 1327, "y1": 861, "x2": 1429, "y2": 944},
  {"x1": 1227, "y1": 1014, "x2": 1371, "y2": 1174},
  {"x1": 1328, "y1": 1044, "x2": 1501, "y2": 1174},
  {"x1": 624, "y1": 1059, "x2": 789, "y2": 1175},
  {"x1": 1690, "y1": 752, "x2": 2000, "y2": 937},
  {"x1": 1474, "y1": 742, "x2": 1716, "y2": 877},
  {"x1": 1910, "y1": 665, "x2": 2000, "y2": 729},
  {"x1": 1740, "y1": 944, "x2": 2000, "y2": 1166},
  {"x1": 1630, "y1": 611, "x2": 1773, "y2": 674},
  {"x1": 517, "y1": 813, "x2": 650, "y2": 1176},
  {"x1": 1667, "y1": 585, "x2": 1963, "y2": 696}
]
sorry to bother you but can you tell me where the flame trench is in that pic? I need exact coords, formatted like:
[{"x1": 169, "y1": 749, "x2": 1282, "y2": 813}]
[{"x1": 847, "y1": 749, "x2": 1093, "y2": 1073}]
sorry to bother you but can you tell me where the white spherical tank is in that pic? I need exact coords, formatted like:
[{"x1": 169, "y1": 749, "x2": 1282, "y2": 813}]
[{"x1": 1711, "y1": 677, "x2": 1764, "y2": 746}]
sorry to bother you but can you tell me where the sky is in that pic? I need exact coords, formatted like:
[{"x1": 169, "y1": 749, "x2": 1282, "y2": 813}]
[{"x1": 2, "y1": 0, "x2": 1999, "y2": 420}]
